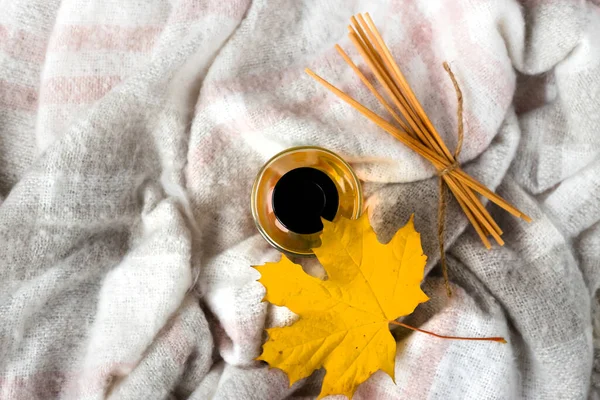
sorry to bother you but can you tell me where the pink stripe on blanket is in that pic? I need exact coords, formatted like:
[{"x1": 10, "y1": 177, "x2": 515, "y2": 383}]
[
  {"x1": 48, "y1": 25, "x2": 161, "y2": 53},
  {"x1": 41, "y1": 76, "x2": 121, "y2": 104},
  {"x1": 0, "y1": 26, "x2": 48, "y2": 63},
  {"x1": 170, "y1": 0, "x2": 250, "y2": 22},
  {"x1": 0, "y1": 80, "x2": 38, "y2": 111}
]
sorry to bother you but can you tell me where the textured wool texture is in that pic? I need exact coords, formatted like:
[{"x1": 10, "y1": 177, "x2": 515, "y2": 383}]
[{"x1": 0, "y1": 0, "x2": 599, "y2": 399}]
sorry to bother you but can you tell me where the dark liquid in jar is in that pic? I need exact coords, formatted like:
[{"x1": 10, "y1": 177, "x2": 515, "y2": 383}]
[{"x1": 272, "y1": 167, "x2": 340, "y2": 234}]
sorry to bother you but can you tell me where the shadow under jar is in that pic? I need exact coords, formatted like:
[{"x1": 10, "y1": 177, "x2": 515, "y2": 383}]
[{"x1": 251, "y1": 146, "x2": 363, "y2": 257}]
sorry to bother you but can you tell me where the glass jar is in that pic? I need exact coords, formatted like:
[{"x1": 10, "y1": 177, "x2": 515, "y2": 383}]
[{"x1": 251, "y1": 146, "x2": 363, "y2": 257}]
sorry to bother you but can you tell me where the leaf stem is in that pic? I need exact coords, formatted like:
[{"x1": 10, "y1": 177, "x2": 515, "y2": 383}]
[{"x1": 390, "y1": 320, "x2": 507, "y2": 343}]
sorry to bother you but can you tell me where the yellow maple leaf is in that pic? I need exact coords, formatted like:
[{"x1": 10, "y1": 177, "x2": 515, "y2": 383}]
[{"x1": 255, "y1": 213, "x2": 428, "y2": 399}]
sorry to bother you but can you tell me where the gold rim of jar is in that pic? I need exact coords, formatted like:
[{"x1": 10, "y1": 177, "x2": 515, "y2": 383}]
[{"x1": 251, "y1": 146, "x2": 363, "y2": 257}]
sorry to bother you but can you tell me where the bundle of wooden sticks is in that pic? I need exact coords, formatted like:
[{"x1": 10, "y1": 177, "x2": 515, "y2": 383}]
[{"x1": 306, "y1": 13, "x2": 531, "y2": 292}]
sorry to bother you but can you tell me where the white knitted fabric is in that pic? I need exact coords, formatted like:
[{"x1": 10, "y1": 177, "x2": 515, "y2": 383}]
[{"x1": 0, "y1": 0, "x2": 598, "y2": 399}]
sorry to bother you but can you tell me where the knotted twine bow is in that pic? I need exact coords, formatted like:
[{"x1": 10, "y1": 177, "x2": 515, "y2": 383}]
[{"x1": 306, "y1": 13, "x2": 532, "y2": 296}]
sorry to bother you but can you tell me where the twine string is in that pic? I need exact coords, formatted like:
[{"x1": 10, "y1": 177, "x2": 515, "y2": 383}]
[{"x1": 437, "y1": 62, "x2": 464, "y2": 297}]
